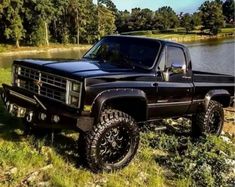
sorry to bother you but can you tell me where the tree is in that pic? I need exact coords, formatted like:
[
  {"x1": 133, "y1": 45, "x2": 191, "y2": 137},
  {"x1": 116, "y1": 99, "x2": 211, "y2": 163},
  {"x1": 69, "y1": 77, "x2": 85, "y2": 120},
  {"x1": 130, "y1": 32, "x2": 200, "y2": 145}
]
[
  {"x1": 50, "y1": 0, "x2": 69, "y2": 43},
  {"x1": 33, "y1": 0, "x2": 56, "y2": 46},
  {"x1": 99, "y1": 0, "x2": 118, "y2": 15},
  {"x1": 97, "y1": 0, "x2": 116, "y2": 38},
  {"x1": 192, "y1": 12, "x2": 202, "y2": 27},
  {"x1": 181, "y1": 13, "x2": 195, "y2": 33},
  {"x1": 67, "y1": 0, "x2": 88, "y2": 45},
  {"x1": 116, "y1": 10, "x2": 131, "y2": 33},
  {"x1": 98, "y1": 4, "x2": 116, "y2": 37},
  {"x1": 81, "y1": 0, "x2": 98, "y2": 43},
  {"x1": 2, "y1": 0, "x2": 25, "y2": 47},
  {"x1": 140, "y1": 8, "x2": 154, "y2": 30},
  {"x1": 222, "y1": 0, "x2": 235, "y2": 23},
  {"x1": 155, "y1": 6, "x2": 179, "y2": 30},
  {"x1": 129, "y1": 8, "x2": 145, "y2": 31},
  {"x1": 199, "y1": 1, "x2": 224, "y2": 35}
]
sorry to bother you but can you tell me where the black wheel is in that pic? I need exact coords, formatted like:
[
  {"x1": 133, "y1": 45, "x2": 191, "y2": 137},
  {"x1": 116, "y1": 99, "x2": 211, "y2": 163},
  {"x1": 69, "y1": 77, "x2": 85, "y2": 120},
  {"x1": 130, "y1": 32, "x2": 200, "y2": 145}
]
[
  {"x1": 192, "y1": 100, "x2": 224, "y2": 137},
  {"x1": 85, "y1": 109, "x2": 139, "y2": 172}
]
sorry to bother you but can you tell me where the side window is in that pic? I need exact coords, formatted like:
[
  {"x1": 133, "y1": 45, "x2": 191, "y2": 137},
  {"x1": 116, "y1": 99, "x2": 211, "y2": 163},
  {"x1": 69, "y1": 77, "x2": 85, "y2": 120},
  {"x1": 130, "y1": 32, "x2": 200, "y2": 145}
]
[
  {"x1": 166, "y1": 46, "x2": 186, "y2": 69},
  {"x1": 157, "y1": 48, "x2": 166, "y2": 71}
]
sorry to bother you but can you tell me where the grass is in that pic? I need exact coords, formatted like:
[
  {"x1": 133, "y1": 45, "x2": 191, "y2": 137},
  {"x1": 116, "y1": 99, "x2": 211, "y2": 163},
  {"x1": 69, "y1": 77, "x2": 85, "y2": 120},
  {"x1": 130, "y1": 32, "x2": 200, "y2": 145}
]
[
  {"x1": 0, "y1": 68, "x2": 11, "y2": 86},
  {"x1": 0, "y1": 69, "x2": 235, "y2": 187},
  {"x1": 0, "y1": 43, "x2": 91, "y2": 54},
  {"x1": 125, "y1": 27, "x2": 235, "y2": 43}
]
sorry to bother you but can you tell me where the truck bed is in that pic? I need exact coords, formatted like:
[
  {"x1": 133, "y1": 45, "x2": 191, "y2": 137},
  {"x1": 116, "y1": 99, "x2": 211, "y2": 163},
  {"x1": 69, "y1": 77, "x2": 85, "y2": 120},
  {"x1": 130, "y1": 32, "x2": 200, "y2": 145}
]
[{"x1": 192, "y1": 70, "x2": 235, "y2": 100}]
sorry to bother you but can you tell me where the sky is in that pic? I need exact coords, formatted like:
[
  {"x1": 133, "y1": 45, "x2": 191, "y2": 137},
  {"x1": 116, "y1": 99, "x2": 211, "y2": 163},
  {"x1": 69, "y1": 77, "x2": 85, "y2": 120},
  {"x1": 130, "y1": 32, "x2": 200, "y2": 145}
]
[{"x1": 93, "y1": 0, "x2": 207, "y2": 13}]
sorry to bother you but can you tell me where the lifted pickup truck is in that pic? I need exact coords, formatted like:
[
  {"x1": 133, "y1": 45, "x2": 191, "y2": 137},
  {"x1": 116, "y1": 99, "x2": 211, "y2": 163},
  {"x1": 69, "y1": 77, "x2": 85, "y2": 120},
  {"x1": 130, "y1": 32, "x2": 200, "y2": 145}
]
[{"x1": 1, "y1": 35, "x2": 234, "y2": 172}]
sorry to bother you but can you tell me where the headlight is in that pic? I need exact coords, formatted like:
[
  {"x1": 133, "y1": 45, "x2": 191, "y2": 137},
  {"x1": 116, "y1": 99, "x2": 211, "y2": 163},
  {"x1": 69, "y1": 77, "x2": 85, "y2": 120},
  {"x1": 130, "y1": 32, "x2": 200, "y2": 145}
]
[
  {"x1": 12, "y1": 65, "x2": 21, "y2": 85},
  {"x1": 72, "y1": 83, "x2": 80, "y2": 92},
  {"x1": 16, "y1": 66, "x2": 21, "y2": 75},
  {"x1": 66, "y1": 81, "x2": 82, "y2": 107}
]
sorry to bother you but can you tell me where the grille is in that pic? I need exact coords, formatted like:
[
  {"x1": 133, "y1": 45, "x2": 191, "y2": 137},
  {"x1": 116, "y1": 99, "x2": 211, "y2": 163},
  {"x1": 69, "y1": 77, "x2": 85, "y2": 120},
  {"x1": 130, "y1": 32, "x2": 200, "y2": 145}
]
[{"x1": 17, "y1": 66, "x2": 67, "y2": 103}]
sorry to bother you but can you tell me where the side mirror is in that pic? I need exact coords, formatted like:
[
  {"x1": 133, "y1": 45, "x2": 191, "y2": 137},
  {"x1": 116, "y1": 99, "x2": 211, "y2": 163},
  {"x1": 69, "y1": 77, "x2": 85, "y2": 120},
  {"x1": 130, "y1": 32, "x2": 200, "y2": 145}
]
[
  {"x1": 163, "y1": 63, "x2": 186, "y2": 81},
  {"x1": 171, "y1": 63, "x2": 186, "y2": 74}
]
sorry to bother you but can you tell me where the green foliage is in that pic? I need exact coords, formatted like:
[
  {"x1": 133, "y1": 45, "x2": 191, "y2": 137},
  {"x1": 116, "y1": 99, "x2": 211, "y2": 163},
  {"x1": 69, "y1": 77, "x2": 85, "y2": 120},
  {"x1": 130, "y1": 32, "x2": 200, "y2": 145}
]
[
  {"x1": 0, "y1": 68, "x2": 11, "y2": 85},
  {"x1": 155, "y1": 6, "x2": 179, "y2": 30},
  {"x1": 223, "y1": 0, "x2": 235, "y2": 23},
  {"x1": 149, "y1": 133, "x2": 235, "y2": 187},
  {"x1": 98, "y1": 4, "x2": 117, "y2": 38},
  {"x1": 1, "y1": 0, "x2": 25, "y2": 47},
  {"x1": 200, "y1": 1, "x2": 225, "y2": 35},
  {"x1": 116, "y1": 7, "x2": 179, "y2": 33},
  {"x1": 30, "y1": 19, "x2": 47, "y2": 46},
  {"x1": 98, "y1": 0, "x2": 118, "y2": 15},
  {"x1": 0, "y1": 0, "x2": 233, "y2": 46},
  {"x1": 192, "y1": 12, "x2": 202, "y2": 26},
  {"x1": 180, "y1": 13, "x2": 195, "y2": 33}
]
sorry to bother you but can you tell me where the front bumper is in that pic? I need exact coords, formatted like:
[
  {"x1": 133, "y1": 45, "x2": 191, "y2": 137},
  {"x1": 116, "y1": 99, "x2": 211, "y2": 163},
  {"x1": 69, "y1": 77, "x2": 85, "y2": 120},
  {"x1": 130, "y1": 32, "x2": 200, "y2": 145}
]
[{"x1": 1, "y1": 84, "x2": 93, "y2": 131}]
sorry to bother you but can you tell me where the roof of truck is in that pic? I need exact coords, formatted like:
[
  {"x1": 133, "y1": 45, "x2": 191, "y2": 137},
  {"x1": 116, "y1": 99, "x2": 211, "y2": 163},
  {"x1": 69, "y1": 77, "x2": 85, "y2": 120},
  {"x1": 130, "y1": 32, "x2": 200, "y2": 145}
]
[{"x1": 105, "y1": 34, "x2": 186, "y2": 48}]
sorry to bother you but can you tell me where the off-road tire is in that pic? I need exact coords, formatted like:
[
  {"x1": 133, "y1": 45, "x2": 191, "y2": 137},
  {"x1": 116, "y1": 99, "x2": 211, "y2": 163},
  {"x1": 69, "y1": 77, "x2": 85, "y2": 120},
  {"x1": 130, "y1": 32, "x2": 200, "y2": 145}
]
[
  {"x1": 85, "y1": 109, "x2": 139, "y2": 172},
  {"x1": 192, "y1": 100, "x2": 224, "y2": 137}
]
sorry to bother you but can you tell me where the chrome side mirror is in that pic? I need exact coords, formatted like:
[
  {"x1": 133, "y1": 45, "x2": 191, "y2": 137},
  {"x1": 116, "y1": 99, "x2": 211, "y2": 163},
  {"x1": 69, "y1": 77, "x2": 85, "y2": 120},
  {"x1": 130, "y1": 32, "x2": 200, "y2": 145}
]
[
  {"x1": 171, "y1": 63, "x2": 186, "y2": 74},
  {"x1": 163, "y1": 63, "x2": 186, "y2": 81}
]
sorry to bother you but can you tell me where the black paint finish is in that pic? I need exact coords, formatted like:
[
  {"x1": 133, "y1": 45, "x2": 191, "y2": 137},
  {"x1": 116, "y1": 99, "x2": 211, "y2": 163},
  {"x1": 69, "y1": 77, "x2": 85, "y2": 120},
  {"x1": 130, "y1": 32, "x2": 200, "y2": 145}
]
[{"x1": 2, "y1": 35, "x2": 235, "y2": 131}]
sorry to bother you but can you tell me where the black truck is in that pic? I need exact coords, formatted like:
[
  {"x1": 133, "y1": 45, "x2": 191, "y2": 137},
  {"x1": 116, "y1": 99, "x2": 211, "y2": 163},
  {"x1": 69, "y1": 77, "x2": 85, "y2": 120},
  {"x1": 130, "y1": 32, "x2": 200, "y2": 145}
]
[{"x1": 1, "y1": 35, "x2": 234, "y2": 172}]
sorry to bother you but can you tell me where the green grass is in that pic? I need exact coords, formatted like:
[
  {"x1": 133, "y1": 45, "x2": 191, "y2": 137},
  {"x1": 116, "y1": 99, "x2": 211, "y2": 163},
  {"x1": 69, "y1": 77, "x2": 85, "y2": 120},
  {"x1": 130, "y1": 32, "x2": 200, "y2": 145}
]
[
  {"x1": 124, "y1": 27, "x2": 235, "y2": 43},
  {"x1": 0, "y1": 68, "x2": 11, "y2": 86},
  {"x1": 0, "y1": 43, "x2": 91, "y2": 54},
  {"x1": 0, "y1": 69, "x2": 235, "y2": 186}
]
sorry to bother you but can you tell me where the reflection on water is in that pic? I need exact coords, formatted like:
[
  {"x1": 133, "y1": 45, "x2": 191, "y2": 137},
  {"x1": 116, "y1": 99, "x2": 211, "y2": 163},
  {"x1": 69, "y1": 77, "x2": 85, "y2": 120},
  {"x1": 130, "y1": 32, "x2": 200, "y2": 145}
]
[
  {"x1": 0, "y1": 49, "x2": 88, "y2": 69},
  {"x1": 0, "y1": 38, "x2": 234, "y2": 76}
]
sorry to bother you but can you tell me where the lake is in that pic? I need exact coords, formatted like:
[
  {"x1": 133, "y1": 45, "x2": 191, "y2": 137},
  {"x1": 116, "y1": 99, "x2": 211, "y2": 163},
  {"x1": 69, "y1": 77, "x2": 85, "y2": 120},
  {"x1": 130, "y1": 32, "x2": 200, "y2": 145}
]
[
  {"x1": 187, "y1": 38, "x2": 235, "y2": 76},
  {"x1": 0, "y1": 38, "x2": 234, "y2": 76}
]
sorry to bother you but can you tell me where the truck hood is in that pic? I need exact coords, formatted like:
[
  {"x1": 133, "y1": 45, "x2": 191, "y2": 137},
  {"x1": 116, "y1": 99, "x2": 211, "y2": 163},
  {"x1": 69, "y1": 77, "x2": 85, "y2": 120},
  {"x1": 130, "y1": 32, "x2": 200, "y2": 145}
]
[{"x1": 14, "y1": 58, "x2": 137, "y2": 79}]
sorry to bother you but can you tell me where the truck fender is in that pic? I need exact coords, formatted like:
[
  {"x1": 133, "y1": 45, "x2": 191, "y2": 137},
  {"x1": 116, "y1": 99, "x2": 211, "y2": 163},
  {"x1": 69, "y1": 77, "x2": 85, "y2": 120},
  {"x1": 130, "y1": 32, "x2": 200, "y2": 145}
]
[
  {"x1": 205, "y1": 89, "x2": 231, "y2": 109},
  {"x1": 91, "y1": 89, "x2": 148, "y2": 122}
]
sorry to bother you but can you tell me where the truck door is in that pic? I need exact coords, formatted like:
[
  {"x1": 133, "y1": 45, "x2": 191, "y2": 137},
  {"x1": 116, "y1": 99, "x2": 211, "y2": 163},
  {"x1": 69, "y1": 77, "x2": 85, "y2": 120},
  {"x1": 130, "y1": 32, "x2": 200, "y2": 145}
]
[{"x1": 149, "y1": 45, "x2": 193, "y2": 118}]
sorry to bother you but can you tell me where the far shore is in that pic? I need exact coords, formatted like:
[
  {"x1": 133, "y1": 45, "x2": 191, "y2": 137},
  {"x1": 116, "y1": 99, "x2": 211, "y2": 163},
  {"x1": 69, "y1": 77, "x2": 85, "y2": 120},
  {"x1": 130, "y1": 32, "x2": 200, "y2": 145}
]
[
  {"x1": 146, "y1": 33, "x2": 235, "y2": 43},
  {"x1": 0, "y1": 30, "x2": 234, "y2": 56},
  {"x1": 0, "y1": 44, "x2": 91, "y2": 56}
]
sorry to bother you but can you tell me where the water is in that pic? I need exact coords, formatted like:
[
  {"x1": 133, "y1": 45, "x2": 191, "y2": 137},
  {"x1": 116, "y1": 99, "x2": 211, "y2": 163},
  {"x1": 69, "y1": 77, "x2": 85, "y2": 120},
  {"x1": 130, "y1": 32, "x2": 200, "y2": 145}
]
[
  {"x1": 0, "y1": 49, "x2": 88, "y2": 69},
  {"x1": 0, "y1": 38, "x2": 234, "y2": 76},
  {"x1": 187, "y1": 38, "x2": 235, "y2": 76}
]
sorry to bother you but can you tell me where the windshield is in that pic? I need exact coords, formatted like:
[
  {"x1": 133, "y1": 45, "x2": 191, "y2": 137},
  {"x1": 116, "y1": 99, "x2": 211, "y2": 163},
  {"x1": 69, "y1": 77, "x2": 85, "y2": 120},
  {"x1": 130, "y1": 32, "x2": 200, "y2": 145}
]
[{"x1": 83, "y1": 36, "x2": 161, "y2": 69}]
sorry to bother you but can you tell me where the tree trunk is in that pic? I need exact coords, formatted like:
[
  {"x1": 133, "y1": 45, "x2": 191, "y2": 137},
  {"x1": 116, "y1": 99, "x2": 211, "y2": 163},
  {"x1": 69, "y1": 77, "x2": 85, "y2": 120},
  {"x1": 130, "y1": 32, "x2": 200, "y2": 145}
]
[
  {"x1": 97, "y1": 5, "x2": 100, "y2": 40},
  {"x1": 76, "y1": 11, "x2": 80, "y2": 45},
  {"x1": 16, "y1": 39, "x2": 20, "y2": 48},
  {"x1": 77, "y1": 23, "x2": 80, "y2": 45},
  {"x1": 44, "y1": 21, "x2": 49, "y2": 46}
]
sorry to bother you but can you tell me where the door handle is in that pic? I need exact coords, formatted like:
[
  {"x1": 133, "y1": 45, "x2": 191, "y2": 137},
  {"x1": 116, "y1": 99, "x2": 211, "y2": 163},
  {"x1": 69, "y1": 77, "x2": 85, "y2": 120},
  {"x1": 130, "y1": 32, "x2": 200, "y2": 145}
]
[
  {"x1": 152, "y1": 83, "x2": 158, "y2": 86},
  {"x1": 182, "y1": 76, "x2": 191, "y2": 79}
]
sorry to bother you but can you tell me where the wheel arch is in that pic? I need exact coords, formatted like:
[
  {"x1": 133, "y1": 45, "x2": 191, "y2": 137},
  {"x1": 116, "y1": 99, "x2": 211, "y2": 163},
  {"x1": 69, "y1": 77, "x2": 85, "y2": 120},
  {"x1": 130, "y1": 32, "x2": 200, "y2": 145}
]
[
  {"x1": 205, "y1": 89, "x2": 231, "y2": 109},
  {"x1": 91, "y1": 89, "x2": 148, "y2": 123}
]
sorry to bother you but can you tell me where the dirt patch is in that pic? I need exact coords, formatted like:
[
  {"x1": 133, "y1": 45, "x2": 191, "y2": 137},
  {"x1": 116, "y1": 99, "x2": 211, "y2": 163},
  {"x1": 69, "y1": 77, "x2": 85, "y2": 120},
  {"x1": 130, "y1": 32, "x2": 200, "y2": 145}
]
[{"x1": 223, "y1": 108, "x2": 235, "y2": 136}]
